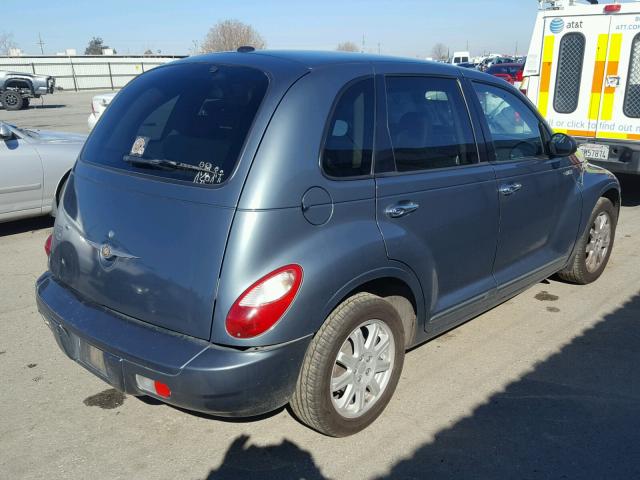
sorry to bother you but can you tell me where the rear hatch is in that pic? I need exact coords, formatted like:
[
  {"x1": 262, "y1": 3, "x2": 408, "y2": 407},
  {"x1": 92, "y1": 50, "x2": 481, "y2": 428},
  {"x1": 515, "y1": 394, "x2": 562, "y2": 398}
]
[{"x1": 50, "y1": 59, "x2": 302, "y2": 340}]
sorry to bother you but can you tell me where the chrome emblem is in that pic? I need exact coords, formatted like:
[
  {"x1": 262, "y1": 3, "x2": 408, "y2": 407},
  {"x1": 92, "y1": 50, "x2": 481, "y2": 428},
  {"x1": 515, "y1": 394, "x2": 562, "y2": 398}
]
[
  {"x1": 86, "y1": 236, "x2": 139, "y2": 263},
  {"x1": 101, "y1": 244, "x2": 112, "y2": 259}
]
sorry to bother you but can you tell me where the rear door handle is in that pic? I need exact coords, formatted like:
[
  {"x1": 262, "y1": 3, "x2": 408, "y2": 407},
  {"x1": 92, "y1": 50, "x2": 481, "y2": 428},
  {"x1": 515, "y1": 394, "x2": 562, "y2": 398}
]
[
  {"x1": 384, "y1": 201, "x2": 419, "y2": 218},
  {"x1": 498, "y1": 183, "x2": 522, "y2": 196}
]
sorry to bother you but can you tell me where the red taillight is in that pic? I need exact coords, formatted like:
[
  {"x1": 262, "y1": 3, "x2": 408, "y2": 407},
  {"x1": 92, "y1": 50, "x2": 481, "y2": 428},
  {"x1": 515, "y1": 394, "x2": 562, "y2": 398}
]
[
  {"x1": 516, "y1": 70, "x2": 524, "y2": 82},
  {"x1": 44, "y1": 234, "x2": 52, "y2": 257},
  {"x1": 153, "y1": 381, "x2": 171, "y2": 398},
  {"x1": 604, "y1": 4, "x2": 621, "y2": 13},
  {"x1": 226, "y1": 264, "x2": 303, "y2": 339}
]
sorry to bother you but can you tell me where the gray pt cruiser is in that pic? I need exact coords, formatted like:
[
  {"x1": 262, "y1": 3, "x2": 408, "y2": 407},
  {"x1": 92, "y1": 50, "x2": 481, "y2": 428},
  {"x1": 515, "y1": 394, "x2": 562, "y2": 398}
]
[{"x1": 36, "y1": 50, "x2": 620, "y2": 436}]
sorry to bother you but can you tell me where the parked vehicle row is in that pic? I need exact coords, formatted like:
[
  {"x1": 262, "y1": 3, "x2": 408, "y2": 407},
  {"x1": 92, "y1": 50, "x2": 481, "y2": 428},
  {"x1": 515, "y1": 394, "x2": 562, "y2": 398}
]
[{"x1": 37, "y1": 50, "x2": 620, "y2": 437}]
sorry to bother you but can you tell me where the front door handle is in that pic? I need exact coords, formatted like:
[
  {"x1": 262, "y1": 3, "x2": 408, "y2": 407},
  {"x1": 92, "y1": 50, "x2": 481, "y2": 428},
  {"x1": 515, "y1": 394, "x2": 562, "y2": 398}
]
[
  {"x1": 498, "y1": 182, "x2": 522, "y2": 196},
  {"x1": 384, "y1": 201, "x2": 419, "y2": 218}
]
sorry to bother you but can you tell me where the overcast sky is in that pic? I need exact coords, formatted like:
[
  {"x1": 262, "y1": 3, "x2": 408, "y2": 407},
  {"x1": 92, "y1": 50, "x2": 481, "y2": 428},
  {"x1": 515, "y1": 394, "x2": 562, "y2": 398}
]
[{"x1": 1, "y1": 0, "x2": 570, "y2": 58}]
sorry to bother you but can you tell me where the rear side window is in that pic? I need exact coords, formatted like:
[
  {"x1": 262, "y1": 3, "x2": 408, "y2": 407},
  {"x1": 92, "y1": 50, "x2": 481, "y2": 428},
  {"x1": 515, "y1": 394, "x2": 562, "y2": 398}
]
[
  {"x1": 322, "y1": 78, "x2": 374, "y2": 178},
  {"x1": 473, "y1": 82, "x2": 544, "y2": 162},
  {"x1": 554, "y1": 33, "x2": 585, "y2": 114},
  {"x1": 385, "y1": 76, "x2": 478, "y2": 172},
  {"x1": 624, "y1": 33, "x2": 640, "y2": 118},
  {"x1": 81, "y1": 63, "x2": 268, "y2": 185}
]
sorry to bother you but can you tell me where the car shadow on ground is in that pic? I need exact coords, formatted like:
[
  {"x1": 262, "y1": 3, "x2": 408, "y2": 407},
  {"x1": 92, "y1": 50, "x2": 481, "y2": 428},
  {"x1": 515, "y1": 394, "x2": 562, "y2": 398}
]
[
  {"x1": 0, "y1": 216, "x2": 53, "y2": 237},
  {"x1": 203, "y1": 291, "x2": 640, "y2": 479},
  {"x1": 26, "y1": 104, "x2": 67, "y2": 110},
  {"x1": 618, "y1": 174, "x2": 640, "y2": 207}
]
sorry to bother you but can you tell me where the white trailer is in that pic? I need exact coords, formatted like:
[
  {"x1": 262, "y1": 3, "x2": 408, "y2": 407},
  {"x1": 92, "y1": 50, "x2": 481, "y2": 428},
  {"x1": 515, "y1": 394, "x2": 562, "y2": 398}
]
[{"x1": 523, "y1": 0, "x2": 640, "y2": 174}]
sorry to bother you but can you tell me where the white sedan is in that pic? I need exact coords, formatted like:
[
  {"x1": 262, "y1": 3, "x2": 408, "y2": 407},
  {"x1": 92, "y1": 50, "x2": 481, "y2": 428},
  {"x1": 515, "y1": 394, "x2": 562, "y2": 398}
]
[
  {"x1": 88, "y1": 92, "x2": 117, "y2": 130},
  {"x1": 0, "y1": 121, "x2": 86, "y2": 223}
]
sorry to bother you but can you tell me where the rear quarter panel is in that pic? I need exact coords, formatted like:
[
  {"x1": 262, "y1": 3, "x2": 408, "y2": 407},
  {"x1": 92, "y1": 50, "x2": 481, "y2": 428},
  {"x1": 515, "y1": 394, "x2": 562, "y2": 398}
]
[{"x1": 212, "y1": 63, "x2": 425, "y2": 346}]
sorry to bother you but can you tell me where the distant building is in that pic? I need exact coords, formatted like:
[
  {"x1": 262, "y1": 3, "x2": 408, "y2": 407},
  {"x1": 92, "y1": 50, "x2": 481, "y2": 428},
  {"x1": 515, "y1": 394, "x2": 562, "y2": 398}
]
[
  {"x1": 8, "y1": 48, "x2": 23, "y2": 57},
  {"x1": 56, "y1": 49, "x2": 77, "y2": 56}
]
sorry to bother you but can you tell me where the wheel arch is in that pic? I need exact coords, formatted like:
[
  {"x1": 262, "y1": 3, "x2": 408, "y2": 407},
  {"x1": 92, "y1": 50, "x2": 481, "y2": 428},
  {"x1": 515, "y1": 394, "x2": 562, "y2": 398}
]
[
  {"x1": 321, "y1": 266, "x2": 425, "y2": 349},
  {"x1": 5, "y1": 78, "x2": 34, "y2": 94},
  {"x1": 600, "y1": 185, "x2": 621, "y2": 214},
  {"x1": 51, "y1": 170, "x2": 71, "y2": 217}
]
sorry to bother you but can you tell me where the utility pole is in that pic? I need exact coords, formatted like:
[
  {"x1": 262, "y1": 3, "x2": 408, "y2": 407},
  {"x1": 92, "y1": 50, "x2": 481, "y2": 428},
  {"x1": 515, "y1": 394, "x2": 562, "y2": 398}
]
[
  {"x1": 362, "y1": 34, "x2": 365, "y2": 53},
  {"x1": 37, "y1": 33, "x2": 45, "y2": 55},
  {"x1": 377, "y1": 42, "x2": 381, "y2": 55}
]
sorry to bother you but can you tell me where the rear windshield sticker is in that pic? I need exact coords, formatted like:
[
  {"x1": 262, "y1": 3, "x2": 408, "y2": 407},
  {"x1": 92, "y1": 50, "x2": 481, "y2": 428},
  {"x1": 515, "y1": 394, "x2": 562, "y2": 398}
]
[
  {"x1": 193, "y1": 162, "x2": 224, "y2": 184},
  {"x1": 130, "y1": 136, "x2": 149, "y2": 157}
]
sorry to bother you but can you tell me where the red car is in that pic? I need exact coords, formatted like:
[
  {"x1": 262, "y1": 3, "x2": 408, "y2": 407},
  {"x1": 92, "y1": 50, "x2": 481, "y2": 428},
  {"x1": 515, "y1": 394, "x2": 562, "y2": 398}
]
[{"x1": 486, "y1": 63, "x2": 524, "y2": 85}]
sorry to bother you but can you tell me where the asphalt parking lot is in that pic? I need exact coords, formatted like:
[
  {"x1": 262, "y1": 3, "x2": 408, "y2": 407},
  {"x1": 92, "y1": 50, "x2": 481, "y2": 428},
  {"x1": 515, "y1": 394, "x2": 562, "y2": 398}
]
[{"x1": 1, "y1": 93, "x2": 640, "y2": 479}]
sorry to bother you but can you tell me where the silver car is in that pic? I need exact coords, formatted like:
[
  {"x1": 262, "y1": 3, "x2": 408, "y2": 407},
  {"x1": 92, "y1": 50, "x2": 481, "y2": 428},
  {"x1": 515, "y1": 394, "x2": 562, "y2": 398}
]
[{"x1": 0, "y1": 121, "x2": 86, "y2": 223}]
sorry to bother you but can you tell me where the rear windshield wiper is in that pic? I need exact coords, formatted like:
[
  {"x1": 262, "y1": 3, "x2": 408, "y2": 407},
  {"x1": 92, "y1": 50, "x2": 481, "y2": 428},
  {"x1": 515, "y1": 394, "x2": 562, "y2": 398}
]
[{"x1": 123, "y1": 155, "x2": 212, "y2": 174}]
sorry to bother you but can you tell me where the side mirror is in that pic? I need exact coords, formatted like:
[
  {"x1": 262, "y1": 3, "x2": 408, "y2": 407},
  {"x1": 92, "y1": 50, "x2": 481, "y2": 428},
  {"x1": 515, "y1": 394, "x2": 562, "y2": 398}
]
[
  {"x1": 0, "y1": 123, "x2": 12, "y2": 140},
  {"x1": 549, "y1": 132, "x2": 577, "y2": 157}
]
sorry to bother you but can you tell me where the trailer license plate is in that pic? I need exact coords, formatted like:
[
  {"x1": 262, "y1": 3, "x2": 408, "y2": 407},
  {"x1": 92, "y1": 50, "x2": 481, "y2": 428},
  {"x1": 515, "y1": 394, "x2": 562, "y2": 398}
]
[{"x1": 579, "y1": 143, "x2": 610, "y2": 161}]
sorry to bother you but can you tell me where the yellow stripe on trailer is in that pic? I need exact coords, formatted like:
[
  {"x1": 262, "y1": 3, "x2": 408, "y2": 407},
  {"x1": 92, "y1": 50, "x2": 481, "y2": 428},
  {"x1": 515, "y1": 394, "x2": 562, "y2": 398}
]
[
  {"x1": 597, "y1": 131, "x2": 627, "y2": 139},
  {"x1": 589, "y1": 34, "x2": 609, "y2": 121},
  {"x1": 538, "y1": 35, "x2": 555, "y2": 117},
  {"x1": 601, "y1": 33, "x2": 623, "y2": 121}
]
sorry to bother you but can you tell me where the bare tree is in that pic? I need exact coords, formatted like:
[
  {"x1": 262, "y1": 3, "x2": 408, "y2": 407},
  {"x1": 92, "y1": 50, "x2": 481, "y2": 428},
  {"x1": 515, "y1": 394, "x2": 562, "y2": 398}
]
[
  {"x1": 0, "y1": 31, "x2": 17, "y2": 55},
  {"x1": 336, "y1": 41, "x2": 359, "y2": 52},
  {"x1": 431, "y1": 43, "x2": 448, "y2": 62},
  {"x1": 201, "y1": 19, "x2": 265, "y2": 53}
]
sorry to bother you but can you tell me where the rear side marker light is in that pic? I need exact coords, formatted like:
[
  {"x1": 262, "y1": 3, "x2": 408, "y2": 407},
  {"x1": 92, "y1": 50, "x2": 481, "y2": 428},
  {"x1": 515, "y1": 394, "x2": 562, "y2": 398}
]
[
  {"x1": 45, "y1": 234, "x2": 52, "y2": 257},
  {"x1": 605, "y1": 4, "x2": 621, "y2": 13},
  {"x1": 226, "y1": 264, "x2": 303, "y2": 339},
  {"x1": 135, "y1": 374, "x2": 171, "y2": 398}
]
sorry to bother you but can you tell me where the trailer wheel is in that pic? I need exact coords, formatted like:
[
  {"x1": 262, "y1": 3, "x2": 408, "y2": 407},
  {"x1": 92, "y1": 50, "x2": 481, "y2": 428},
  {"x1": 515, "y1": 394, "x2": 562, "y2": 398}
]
[{"x1": 0, "y1": 91, "x2": 24, "y2": 111}]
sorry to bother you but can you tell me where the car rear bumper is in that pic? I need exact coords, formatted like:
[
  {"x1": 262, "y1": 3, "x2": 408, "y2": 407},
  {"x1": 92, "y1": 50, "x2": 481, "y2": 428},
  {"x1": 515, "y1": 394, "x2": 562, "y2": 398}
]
[
  {"x1": 575, "y1": 137, "x2": 640, "y2": 175},
  {"x1": 36, "y1": 272, "x2": 310, "y2": 417}
]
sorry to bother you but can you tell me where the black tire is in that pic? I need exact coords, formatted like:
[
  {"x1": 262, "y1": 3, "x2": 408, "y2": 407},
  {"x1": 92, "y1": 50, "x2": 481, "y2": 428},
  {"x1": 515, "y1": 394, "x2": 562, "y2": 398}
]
[
  {"x1": 290, "y1": 292, "x2": 405, "y2": 437},
  {"x1": 558, "y1": 197, "x2": 617, "y2": 284},
  {"x1": 0, "y1": 91, "x2": 24, "y2": 111},
  {"x1": 21, "y1": 98, "x2": 30, "y2": 109}
]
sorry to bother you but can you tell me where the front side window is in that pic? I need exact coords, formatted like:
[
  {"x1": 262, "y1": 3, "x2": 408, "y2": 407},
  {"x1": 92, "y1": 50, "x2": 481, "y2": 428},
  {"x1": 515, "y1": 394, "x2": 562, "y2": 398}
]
[
  {"x1": 624, "y1": 33, "x2": 640, "y2": 118},
  {"x1": 81, "y1": 63, "x2": 269, "y2": 185},
  {"x1": 473, "y1": 82, "x2": 545, "y2": 162},
  {"x1": 554, "y1": 33, "x2": 585, "y2": 114},
  {"x1": 322, "y1": 78, "x2": 375, "y2": 178},
  {"x1": 385, "y1": 76, "x2": 478, "y2": 172}
]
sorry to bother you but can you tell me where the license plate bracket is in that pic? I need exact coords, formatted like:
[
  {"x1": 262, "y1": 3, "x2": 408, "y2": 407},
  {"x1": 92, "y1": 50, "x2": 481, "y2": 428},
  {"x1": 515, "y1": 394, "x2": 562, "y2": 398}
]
[{"x1": 79, "y1": 342, "x2": 109, "y2": 378}]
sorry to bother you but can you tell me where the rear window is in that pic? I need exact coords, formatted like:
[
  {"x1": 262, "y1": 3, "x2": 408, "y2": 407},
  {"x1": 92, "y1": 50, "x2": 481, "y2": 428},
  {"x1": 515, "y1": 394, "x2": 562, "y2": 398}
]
[
  {"x1": 488, "y1": 66, "x2": 507, "y2": 75},
  {"x1": 554, "y1": 33, "x2": 585, "y2": 114},
  {"x1": 81, "y1": 63, "x2": 269, "y2": 185},
  {"x1": 385, "y1": 76, "x2": 478, "y2": 172},
  {"x1": 624, "y1": 33, "x2": 640, "y2": 118}
]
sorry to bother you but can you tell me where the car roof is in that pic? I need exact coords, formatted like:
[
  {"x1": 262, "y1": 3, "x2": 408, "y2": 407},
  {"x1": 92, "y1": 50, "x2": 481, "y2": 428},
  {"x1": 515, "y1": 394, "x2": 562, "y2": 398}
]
[
  {"x1": 488, "y1": 62, "x2": 523, "y2": 69},
  {"x1": 182, "y1": 49, "x2": 461, "y2": 72}
]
